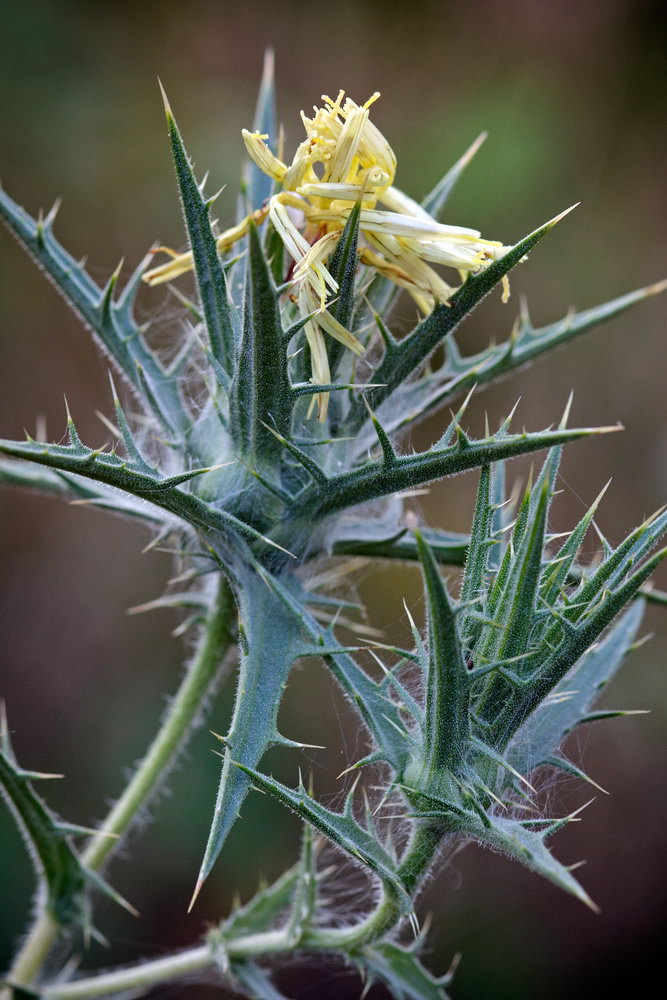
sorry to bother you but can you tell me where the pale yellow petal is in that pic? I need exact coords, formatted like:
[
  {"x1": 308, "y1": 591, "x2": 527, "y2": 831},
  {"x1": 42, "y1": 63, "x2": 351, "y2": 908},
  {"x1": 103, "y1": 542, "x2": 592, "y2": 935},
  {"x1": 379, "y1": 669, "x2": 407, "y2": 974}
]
[
  {"x1": 242, "y1": 130, "x2": 287, "y2": 182},
  {"x1": 324, "y1": 106, "x2": 369, "y2": 184},
  {"x1": 379, "y1": 185, "x2": 434, "y2": 221}
]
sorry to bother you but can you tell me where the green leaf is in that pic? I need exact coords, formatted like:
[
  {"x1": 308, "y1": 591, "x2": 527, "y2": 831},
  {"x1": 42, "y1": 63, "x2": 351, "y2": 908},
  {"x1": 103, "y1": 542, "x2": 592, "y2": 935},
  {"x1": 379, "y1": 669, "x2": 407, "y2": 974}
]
[
  {"x1": 494, "y1": 455, "x2": 553, "y2": 662},
  {"x1": 244, "y1": 49, "x2": 277, "y2": 211},
  {"x1": 218, "y1": 865, "x2": 300, "y2": 939},
  {"x1": 497, "y1": 544, "x2": 667, "y2": 746},
  {"x1": 289, "y1": 420, "x2": 611, "y2": 522},
  {"x1": 257, "y1": 568, "x2": 413, "y2": 771},
  {"x1": 507, "y1": 600, "x2": 644, "y2": 774},
  {"x1": 460, "y1": 465, "x2": 493, "y2": 608},
  {"x1": 539, "y1": 481, "x2": 609, "y2": 606},
  {"x1": 192, "y1": 571, "x2": 311, "y2": 903},
  {"x1": 0, "y1": 187, "x2": 185, "y2": 434},
  {"x1": 467, "y1": 812, "x2": 597, "y2": 910},
  {"x1": 416, "y1": 533, "x2": 470, "y2": 770},
  {"x1": 0, "y1": 710, "x2": 133, "y2": 928},
  {"x1": 359, "y1": 209, "x2": 575, "y2": 421},
  {"x1": 362, "y1": 941, "x2": 452, "y2": 1000},
  {"x1": 229, "y1": 222, "x2": 291, "y2": 461},
  {"x1": 332, "y1": 523, "x2": 469, "y2": 566},
  {"x1": 233, "y1": 764, "x2": 412, "y2": 914},
  {"x1": 376, "y1": 278, "x2": 667, "y2": 440},
  {"x1": 0, "y1": 433, "x2": 287, "y2": 556},
  {"x1": 458, "y1": 465, "x2": 496, "y2": 648},
  {"x1": 421, "y1": 132, "x2": 487, "y2": 220},
  {"x1": 161, "y1": 84, "x2": 236, "y2": 372},
  {"x1": 232, "y1": 962, "x2": 289, "y2": 1000},
  {"x1": 325, "y1": 199, "x2": 362, "y2": 389},
  {"x1": 0, "y1": 458, "x2": 169, "y2": 525},
  {"x1": 285, "y1": 823, "x2": 318, "y2": 946}
]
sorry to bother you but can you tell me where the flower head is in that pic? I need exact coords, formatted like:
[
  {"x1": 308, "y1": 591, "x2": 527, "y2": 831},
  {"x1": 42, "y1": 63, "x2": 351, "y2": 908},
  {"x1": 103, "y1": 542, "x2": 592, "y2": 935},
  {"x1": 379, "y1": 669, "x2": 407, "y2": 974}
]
[{"x1": 144, "y1": 91, "x2": 511, "y2": 419}]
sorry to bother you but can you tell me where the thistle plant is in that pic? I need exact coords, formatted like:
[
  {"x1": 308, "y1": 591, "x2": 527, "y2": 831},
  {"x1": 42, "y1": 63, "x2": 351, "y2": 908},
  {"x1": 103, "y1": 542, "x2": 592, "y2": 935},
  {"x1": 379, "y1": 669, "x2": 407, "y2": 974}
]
[{"x1": 2, "y1": 54, "x2": 666, "y2": 999}]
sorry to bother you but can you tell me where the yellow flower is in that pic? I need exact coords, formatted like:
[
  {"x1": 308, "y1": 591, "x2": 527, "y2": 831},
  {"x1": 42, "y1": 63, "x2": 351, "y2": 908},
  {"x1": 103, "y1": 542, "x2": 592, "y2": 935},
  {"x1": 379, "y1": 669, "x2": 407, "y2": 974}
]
[{"x1": 143, "y1": 91, "x2": 511, "y2": 419}]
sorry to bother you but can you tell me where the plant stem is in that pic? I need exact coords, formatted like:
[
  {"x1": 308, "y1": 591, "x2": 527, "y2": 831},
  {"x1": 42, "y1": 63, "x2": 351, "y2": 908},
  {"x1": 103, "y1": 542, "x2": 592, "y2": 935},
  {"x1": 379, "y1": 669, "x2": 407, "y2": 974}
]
[
  {"x1": 38, "y1": 821, "x2": 443, "y2": 999},
  {"x1": 304, "y1": 820, "x2": 442, "y2": 950},
  {"x1": 5, "y1": 575, "x2": 236, "y2": 994},
  {"x1": 82, "y1": 576, "x2": 235, "y2": 870},
  {"x1": 4, "y1": 912, "x2": 60, "y2": 991}
]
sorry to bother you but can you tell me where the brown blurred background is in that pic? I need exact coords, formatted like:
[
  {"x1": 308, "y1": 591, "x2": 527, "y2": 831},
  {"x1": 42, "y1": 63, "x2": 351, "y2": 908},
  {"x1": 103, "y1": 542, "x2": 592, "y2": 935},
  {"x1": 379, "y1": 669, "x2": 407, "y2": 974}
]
[{"x1": 1, "y1": 1, "x2": 666, "y2": 997}]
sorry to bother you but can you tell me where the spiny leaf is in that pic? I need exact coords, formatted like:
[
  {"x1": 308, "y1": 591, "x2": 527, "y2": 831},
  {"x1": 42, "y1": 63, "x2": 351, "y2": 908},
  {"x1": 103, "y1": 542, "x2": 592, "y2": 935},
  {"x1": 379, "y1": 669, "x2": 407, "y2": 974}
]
[
  {"x1": 230, "y1": 221, "x2": 291, "y2": 461},
  {"x1": 460, "y1": 465, "x2": 493, "y2": 607},
  {"x1": 244, "y1": 49, "x2": 277, "y2": 211},
  {"x1": 326, "y1": 198, "x2": 362, "y2": 387},
  {"x1": 0, "y1": 711, "x2": 133, "y2": 928},
  {"x1": 0, "y1": 186, "x2": 185, "y2": 432},
  {"x1": 362, "y1": 940, "x2": 453, "y2": 1000},
  {"x1": 540, "y1": 480, "x2": 610, "y2": 606},
  {"x1": 285, "y1": 823, "x2": 318, "y2": 946},
  {"x1": 421, "y1": 132, "x2": 488, "y2": 220},
  {"x1": 467, "y1": 813, "x2": 597, "y2": 910},
  {"x1": 191, "y1": 573, "x2": 311, "y2": 906},
  {"x1": 494, "y1": 454, "x2": 554, "y2": 663},
  {"x1": 360, "y1": 208, "x2": 577, "y2": 419},
  {"x1": 383, "y1": 278, "x2": 667, "y2": 437},
  {"x1": 0, "y1": 435, "x2": 287, "y2": 556},
  {"x1": 290, "y1": 420, "x2": 615, "y2": 522},
  {"x1": 160, "y1": 83, "x2": 236, "y2": 372},
  {"x1": 498, "y1": 545, "x2": 667, "y2": 745},
  {"x1": 332, "y1": 523, "x2": 469, "y2": 565},
  {"x1": 507, "y1": 601, "x2": 645, "y2": 774},
  {"x1": 416, "y1": 533, "x2": 470, "y2": 769},
  {"x1": 233, "y1": 763, "x2": 412, "y2": 914},
  {"x1": 256, "y1": 567, "x2": 412, "y2": 771},
  {"x1": 218, "y1": 864, "x2": 300, "y2": 939},
  {"x1": 232, "y1": 961, "x2": 289, "y2": 1000}
]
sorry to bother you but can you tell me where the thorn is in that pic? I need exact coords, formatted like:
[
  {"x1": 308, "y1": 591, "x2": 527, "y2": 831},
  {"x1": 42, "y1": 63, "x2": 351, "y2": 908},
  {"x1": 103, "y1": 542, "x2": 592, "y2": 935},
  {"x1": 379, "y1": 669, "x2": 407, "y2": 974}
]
[
  {"x1": 336, "y1": 761, "x2": 363, "y2": 780},
  {"x1": 455, "y1": 383, "x2": 477, "y2": 422},
  {"x1": 95, "y1": 410, "x2": 121, "y2": 438},
  {"x1": 545, "y1": 203, "x2": 580, "y2": 229},
  {"x1": 502, "y1": 397, "x2": 521, "y2": 430},
  {"x1": 644, "y1": 277, "x2": 667, "y2": 297},
  {"x1": 559, "y1": 390, "x2": 574, "y2": 429},
  {"x1": 188, "y1": 877, "x2": 204, "y2": 913},
  {"x1": 35, "y1": 414, "x2": 47, "y2": 443},
  {"x1": 111, "y1": 257, "x2": 124, "y2": 283},
  {"x1": 261, "y1": 47, "x2": 275, "y2": 91},
  {"x1": 460, "y1": 131, "x2": 488, "y2": 167},
  {"x1": 44, "y1": 197, "x2": 63, "y2": 228},
  {"x1": 157, "y1": 77, "x2": 172, "y2": 115},
  {"x1": 582, "y1": 423, "x2": 624, "y2": 437},
  {"x1": 442, "y1": 951, "x2": 462, "y2": 985},
  {"x1": 581, "y1": 890, "x2": 601, "y2": 915}
]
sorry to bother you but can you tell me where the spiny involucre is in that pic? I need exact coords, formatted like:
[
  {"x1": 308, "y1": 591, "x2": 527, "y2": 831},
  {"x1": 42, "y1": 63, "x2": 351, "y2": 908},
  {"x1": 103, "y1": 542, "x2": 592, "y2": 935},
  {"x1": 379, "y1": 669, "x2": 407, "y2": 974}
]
[{"x1": 1, "y1": 55, "x2": 666, "y2": 1000}]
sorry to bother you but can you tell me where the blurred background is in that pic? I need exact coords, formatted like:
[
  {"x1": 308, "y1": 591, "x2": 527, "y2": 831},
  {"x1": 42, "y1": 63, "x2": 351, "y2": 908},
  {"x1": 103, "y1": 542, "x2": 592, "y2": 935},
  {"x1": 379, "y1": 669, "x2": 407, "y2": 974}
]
[{"x1": 1, "y1": 0, "x2": 666, "y2": 997}]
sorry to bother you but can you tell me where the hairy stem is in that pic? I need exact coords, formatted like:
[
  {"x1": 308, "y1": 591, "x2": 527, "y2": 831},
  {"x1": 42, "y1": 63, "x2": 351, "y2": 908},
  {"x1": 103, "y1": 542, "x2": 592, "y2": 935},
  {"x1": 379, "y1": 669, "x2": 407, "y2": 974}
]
[
  {"x1": 5, "y1": 575, "x2": 236, "y2": 993},
  {"x1": 303, "y1": 820, "x2": 442, "y2": 950},
  {"x1": 38, "y1": 821, "x2": 443, "y2": 999}
]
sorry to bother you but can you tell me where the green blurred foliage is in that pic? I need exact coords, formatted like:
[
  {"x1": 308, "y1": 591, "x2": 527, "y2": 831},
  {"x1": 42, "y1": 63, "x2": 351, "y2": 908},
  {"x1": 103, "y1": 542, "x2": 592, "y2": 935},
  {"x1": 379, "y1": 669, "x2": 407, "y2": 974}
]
[{"x1": 1, "y1": 0, "x2": 666, "y2": 996}]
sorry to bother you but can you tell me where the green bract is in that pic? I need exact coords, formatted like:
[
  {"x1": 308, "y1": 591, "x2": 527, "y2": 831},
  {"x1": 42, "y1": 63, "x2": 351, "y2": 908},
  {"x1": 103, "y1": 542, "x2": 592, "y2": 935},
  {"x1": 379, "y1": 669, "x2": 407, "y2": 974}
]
[{"x1": 1, "y1": 56, "x2": 665, "y2": 1000}]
